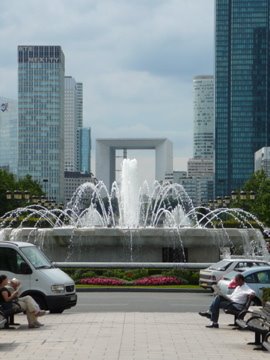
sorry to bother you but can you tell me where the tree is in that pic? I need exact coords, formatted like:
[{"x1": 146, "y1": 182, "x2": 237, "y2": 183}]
[
  {"x1": 231, "y1": 170, "x2": 270, "y2": 227},
  {"x1": 0, "y1": 170, "x2": 44, "y2": 217}
]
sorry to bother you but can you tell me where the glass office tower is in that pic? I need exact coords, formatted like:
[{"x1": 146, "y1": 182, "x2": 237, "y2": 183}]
[
  {"x1": 64, "y1": 77, "x2": 83, "y2": 172},
  {"x1": 78, "y1": 127, "x2": 91, "y2": 173},
  {"x1": 18, "y1": 46, "x2": 65, "y2": 202},
  {"x1": 193, "y1": 75, "x2": 214, "y2": 159},
  {"x1": 215, "y1": 0, "x2": 270, "y2": 197},
  {"x1": 0, "y1": 97, "x2": 18, "y2": 175}
]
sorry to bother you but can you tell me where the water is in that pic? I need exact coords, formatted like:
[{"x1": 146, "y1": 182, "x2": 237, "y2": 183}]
[{"x1": 0, "y1": 158, "x2": 268, "y2": 263}]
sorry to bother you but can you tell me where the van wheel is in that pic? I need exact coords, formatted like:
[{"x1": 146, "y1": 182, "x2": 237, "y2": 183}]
[
  {"x1": 31, "y1": 294, "x2": 47, "y2": 310},
  {"x1": 50, "y1": 308, "x2": 64, "y2": 314}
]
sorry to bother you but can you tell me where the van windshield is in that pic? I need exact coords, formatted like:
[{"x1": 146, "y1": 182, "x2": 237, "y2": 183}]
[{"x1": 21, "y1": 246, "x2": 52, "y2": 269}]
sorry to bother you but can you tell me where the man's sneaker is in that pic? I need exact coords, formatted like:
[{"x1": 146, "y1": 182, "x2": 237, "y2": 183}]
[
  {"x1": 206, "y1": 323, "x2": 219, "y2": 328},
  {"x1": 199, "y1": 311, "x2": 211, "y2": 319}
]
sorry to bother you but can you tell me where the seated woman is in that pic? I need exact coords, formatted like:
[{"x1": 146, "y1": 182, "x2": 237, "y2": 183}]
[{"x1": 0, "y1": 274, "x2": 46, "y2": 328}]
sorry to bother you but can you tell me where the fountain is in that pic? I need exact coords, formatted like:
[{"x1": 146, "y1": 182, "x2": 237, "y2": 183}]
[{"x1": 0, "y1": 159, "x2": 268, "y2": 263}]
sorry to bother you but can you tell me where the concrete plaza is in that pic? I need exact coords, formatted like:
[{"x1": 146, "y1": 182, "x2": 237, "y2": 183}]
[{"x1": 0, "y1": 311, "x2": 269, "y2": 360}]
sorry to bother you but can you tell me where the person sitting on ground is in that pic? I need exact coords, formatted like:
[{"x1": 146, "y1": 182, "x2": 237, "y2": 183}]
[
  {"x1": 0, "y1": 274, "x2": 46, "y2": 328},
  {"x1": 198, "y1": 273, "x2": 255, "y2": 329}
]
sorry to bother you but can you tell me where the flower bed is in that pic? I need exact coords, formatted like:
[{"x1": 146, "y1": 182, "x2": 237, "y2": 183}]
[
  {"x1": 134, "y1": 276, "x2": 182, "y2": 286},
  {"x1": 80, "y1": 277, "x2": 126, "y2": 286},
  {"x1": 79, "y1": 275, "x2": 183, "y2": 286}
]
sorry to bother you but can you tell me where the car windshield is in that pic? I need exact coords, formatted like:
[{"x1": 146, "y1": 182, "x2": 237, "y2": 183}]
[
  {"x1": 209, "y1": 260, "x2": 231, "y2": 271},
  {"x1": 21, "y1": 246, "x2": 52, "y2": 269}
]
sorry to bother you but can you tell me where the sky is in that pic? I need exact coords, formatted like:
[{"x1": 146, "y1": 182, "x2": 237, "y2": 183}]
[{"x1": 0, "y1": 0, "x2": 215, "y2": 184}]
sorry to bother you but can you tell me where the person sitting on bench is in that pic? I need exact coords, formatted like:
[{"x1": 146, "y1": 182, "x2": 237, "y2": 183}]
[
  {"x1": 198, "y1": 273, "x2": 255, "y2": 329},
  {"x1": 0, "y1": 274, "x2": 46, "y2": 328}
]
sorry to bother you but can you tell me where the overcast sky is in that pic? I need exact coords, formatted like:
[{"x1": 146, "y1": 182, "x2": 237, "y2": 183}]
[{"x1": 0, "y1": 0, "x2": 214, "y2": 184}]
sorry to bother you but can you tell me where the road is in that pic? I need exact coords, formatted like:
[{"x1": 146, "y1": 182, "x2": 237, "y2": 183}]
[{"x1": 66, "y1": 291, "x2": 213, "y2": 313}]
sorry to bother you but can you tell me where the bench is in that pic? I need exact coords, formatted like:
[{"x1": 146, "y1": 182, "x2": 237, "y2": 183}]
[
  {"x1": 224, "y1": 296, "x2": 252, "y2": 327},
  {"x1": 262, "y1": 331, "x2": 270, "y2": 351},
  {"x1": 0, "y1": 302, "x2": 23, "y2": 329},
  {"x1": 236, "y1": 302, "x2": 270, "y2": 350}
]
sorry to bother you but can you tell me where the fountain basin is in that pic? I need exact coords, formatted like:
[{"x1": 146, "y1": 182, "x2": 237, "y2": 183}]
[{"x1": 0, "y1": 227, "x2": 266, "y2": 263}]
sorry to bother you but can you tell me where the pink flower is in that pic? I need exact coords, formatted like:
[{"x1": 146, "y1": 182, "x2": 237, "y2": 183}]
[
  {"x1": 80, "y1": 277, "x2": 125, "y2": 286},
  {"x1": 134, "y1": 276, "x2": 182, "y2": 286}
]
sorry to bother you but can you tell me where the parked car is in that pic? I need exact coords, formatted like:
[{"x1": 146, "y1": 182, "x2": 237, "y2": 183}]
[
  {"x1": 199, "y1": 258, "x2": 269, "y2": 290},
  {"x1": 217, "y1": 266, "x2": 270, "y2": 305}
]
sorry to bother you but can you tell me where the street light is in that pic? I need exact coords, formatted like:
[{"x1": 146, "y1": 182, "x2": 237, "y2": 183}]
[
  {"x1": 231, "y1": 190, "x2": 256, "y2": 202},
  {"x1": 240, "y1": 190, "x2": 246, "y2": 200},
  {"x1": 231, "y1": 191, "x2": 237, "y2": 201},
  {"x1": 6, "y1": 190, "x2": 30, "y2": 201},
  {"x1": 223, "y1": 196, "x2": 231, "y2": 206}
]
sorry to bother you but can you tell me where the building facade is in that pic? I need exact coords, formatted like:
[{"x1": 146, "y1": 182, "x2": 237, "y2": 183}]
[
  {"x1": 78, "y1": 127, "x2": 91, "y2": 173},
  {"x1": 64, "y1": 171, "x2": 95, "y2": 205},
  {"x1": 17, "y1": 45, "x2": 65, "y2": 202},
  {"x1": 215, "y1": 1, "x2": 270, "y2": 197},
  {"x1": 255, "y1": 147, "x2": 270, "y2": 177},
  {"x1": 64, "y1": 77, "x2": 83, "y2": 172},
  {"x1": 193, "y1": 75, "x2": 214, "y2": 159},
  {"x1": 0, "y1": 97, "x2": 18, "y2": 175},
  {"x1": 186, "y1": 75, "x2": 214, "y2": 205}
]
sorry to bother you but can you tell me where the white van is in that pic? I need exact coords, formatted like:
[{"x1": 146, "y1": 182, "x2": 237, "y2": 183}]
[{"x1": 0, "y1": 241, "x2": 77, "y2": 313}]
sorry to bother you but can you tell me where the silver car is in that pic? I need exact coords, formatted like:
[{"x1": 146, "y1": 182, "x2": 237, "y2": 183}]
[
  {"x1": 199, "y1": 259, "x2": 269, "y2": 290},
  {"x1": 217, "y1": 265, "x2": 270, "y2": 305}
]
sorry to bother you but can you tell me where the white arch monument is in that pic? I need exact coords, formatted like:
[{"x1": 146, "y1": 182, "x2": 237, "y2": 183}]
[{"x1": 95, "y1": 138, "x2": 173, "y2": 189}]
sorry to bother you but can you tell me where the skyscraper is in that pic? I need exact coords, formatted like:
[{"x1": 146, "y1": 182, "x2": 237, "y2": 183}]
[
  {"x1": 185, "y1": 75, "x2": 214, "y2": 205},
  {"x1": 215, "y1": 0, "x2": 270, "y2": 197},
  {"x1": 64, "y1": 76, "x2": 83, "y2": 172},
  {"x1": 0, "y1": 97, "x2": 18, "y2": 175},
  {"x1": 18, "y1": 45, "x2": 65, "y2": 202},
  {"x1": 78, "y1": 127, "x2": 91, "y2": 173},
  {"x1": 193, "y1": 75, "x2": 214, "y2": 159}
]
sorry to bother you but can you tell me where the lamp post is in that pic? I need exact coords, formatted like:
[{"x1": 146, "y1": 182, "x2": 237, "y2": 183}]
[
  {"x1": 208, "y1": 190, "x2": 256, "y2": 210},
  {"x1": 5, "y1": 190, "x2": 30, "y2": 202}
]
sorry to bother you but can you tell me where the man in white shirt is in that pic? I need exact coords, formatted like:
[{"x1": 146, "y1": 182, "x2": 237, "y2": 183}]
[{"x1": 199, "y1": 273, "x2": 255, "y2": 328}]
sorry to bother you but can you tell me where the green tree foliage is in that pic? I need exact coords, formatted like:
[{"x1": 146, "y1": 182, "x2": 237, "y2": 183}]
[
  {"x1": 0, "y1": 169, "x2": 43, "y2": 216},
  {"x1": 231, "y1": 170, "x2": 270, "y2": 227}
]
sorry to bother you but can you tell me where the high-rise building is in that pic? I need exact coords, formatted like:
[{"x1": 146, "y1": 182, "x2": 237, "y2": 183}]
[
  {"x1": 64, "y1": 77, "x2": 83, "y2": 172},
  {"x1": 186, "y1": 75, "x2": 214, "y2": 205},
  {"x1": 215, "y1": 1, "x2": 270, "y2": 197},
  {"x1": 17, "y1": 45, "x2": 65, "y2": 202},
  {"x1": 78, "y1": 127, "x2": 91, "y2": 173},
  {"x1": 0, "y1": 97, "x2": 18, "y2": 175},
  {"x1": 255, "y1": 147, "x2": 270, "y2": 177},
  {"x1": 193, "y1": 75, "x2": 214, "y2": 159}
]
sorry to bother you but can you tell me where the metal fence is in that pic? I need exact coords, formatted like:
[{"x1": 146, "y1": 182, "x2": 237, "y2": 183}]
[{"x1": 54, "y1": 262, "x2": 211, "y2": 270}]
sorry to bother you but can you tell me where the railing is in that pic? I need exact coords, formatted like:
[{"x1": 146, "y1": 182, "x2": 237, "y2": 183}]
[{"x1": 54, "y1": 262, "x2": 211, "y2": 270}]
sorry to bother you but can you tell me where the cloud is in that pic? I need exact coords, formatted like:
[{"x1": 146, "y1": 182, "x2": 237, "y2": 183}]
[{"x1": 0, "y1": 0, "x2": 214, "y2": 175}]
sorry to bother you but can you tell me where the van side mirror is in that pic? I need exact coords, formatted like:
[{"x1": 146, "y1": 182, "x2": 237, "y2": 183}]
[{"x1": 20, "y1": 262, "x2": 32, "y2": 274}]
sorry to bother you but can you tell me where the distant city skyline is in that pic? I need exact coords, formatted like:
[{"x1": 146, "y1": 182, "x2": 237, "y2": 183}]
[{"x1": 0, "y1": 0, "x2": 215, "y2": 184}]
